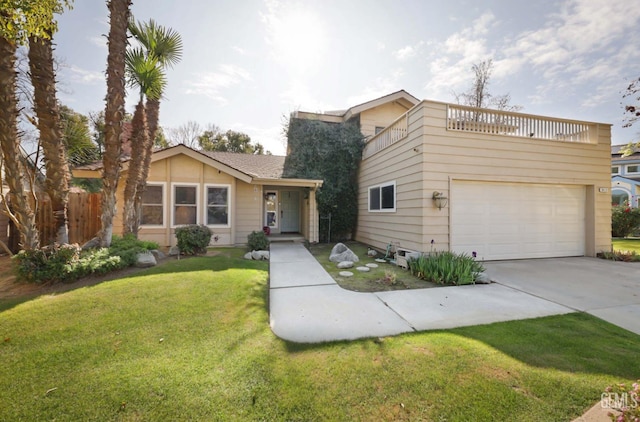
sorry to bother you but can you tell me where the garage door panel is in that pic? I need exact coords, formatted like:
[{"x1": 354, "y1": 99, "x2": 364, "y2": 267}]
[{"x1": 452, "y1": 182, "x2": 585, "y2": 260}]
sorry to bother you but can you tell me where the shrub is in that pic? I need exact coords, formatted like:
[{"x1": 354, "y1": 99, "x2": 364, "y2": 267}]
[
  {"x1": 13, "y1": 236, "x2": 159, "y2": 283},
  {"x1": 408, "y1": 251, "x2": 485, "y2": 285},
  {"x1": 247, "y1": 230, "x2": 269, "y2": 251},
  {"x1": 597, "y1": 250, "x2": 640, "y2": 262},
  {"x1": 109, "y1": 234, "x2": 159, "y2": 266},
  {"x1": 175, "y1": 225, "x2": 212, "y2": 255},
  {"x1": 14, "y1": 243, "x2": 81, "y2": 283},
  {"x1": 612, "y1": 204, "x2": 640, "y2": 237}
]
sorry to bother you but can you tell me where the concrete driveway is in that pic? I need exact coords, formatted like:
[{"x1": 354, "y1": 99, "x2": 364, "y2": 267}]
[{"x1": 484, "y1": 257, "x2": 640, "y2": 335}]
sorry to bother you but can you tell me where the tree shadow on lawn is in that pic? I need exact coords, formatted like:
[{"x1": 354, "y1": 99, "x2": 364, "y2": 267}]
[
  {"x1": 280, "y1": 313, "x2": 640, "y2": 381},
  {"x1": 446, "y1": 312, "x2": 640, "y2": 380}
]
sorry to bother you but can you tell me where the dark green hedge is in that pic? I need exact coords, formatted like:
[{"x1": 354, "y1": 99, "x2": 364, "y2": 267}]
[{"x1": 284, "y1": 118, "x2": 364, "y2": 242}]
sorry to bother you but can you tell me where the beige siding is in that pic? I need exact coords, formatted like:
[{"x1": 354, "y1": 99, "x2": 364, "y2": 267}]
[
  {"x1": 360, "y1": 102, "x2": 413, "y2": 138},
  {"x1": 235, "y1": 181, "x2": 262, "y2": 244},
  {"x1": 357, "y1": 100, "x2": 612, "y2": 257}
]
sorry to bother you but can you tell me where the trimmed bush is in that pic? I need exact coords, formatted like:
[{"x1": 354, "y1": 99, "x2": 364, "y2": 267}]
[
  {"x1": 247, "y1": 230, "x2": 269, "y2": 251},
  {"x1": 175, "y1": 224, "x2": 212, "y2": 255},
  {"x1": 109, "y1": 234, "x2": 159, "y2": 266},
  {"x1": 612, "y1": 204, "x2": 640, "y2": 238},
  {"x1": 408, "y1": 251, "x2": 485, "y2": 285}
]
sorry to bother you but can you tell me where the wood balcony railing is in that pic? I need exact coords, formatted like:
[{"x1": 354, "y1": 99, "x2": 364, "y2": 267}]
[
  {"x1": 362, "y1": 114, "x2": 408, "y2": 159},
  {"x1": 446, "y1": 104, "x2": 593, "y2": 143}
]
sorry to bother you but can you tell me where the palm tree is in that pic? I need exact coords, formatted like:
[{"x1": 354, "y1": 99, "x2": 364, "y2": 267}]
[
  {"x1": 0, "y1": 1, "x2": 71, "y2": 250},
  {"x1": 28, "y1": 33, "x2": 71, "y2": 244},
  {"x1": 122, "y1": 47, "x2": 165, "y2": 236},
  {"x1": 123, "y1": 18, "x2": 182, "y2": 237},
  {"x1": 100, "y1": 0, "x2": 131, "y2": 247}
]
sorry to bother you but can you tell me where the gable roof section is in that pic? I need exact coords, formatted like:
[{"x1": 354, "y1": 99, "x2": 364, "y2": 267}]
[
  {"x1": 292, "y1": 89, "x2": 420, "y2": 123},
  {"x1": 71, "y1": 144, "x2": 323, "y2": 187}
]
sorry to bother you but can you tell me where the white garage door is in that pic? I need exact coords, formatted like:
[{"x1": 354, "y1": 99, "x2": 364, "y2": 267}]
[{"x1": 451, "y1": 182, "x2": 585, "y2": 260}]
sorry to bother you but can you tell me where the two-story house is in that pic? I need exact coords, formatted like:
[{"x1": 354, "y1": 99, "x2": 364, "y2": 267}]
[{"x1": 611, "y1": 145, "x2": 640, "y2": 207}]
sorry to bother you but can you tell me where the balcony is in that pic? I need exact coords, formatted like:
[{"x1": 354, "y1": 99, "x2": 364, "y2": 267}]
[
  {"x1": 446, "y1": 104, "x2": 593, "y2": 143},
  {"x1": 362, "y1": 101, "x2": 596, "y2": 159}
]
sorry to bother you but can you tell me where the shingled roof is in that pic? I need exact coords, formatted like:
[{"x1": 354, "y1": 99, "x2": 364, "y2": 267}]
[{"x1": 198, "y1": 151, "x2": 286, "y2": 179}]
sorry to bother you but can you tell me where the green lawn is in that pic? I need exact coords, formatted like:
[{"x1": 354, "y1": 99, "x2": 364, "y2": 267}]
[
  {"x1": 1, "y1": 248, "x2": 639, "y2": 421},
  {"x1": 612, "y1": 238, "x2": 640, "y2": 253}
]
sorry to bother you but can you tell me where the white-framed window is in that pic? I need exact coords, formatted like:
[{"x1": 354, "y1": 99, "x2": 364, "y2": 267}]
[
  {"x1": 205, "y1": 184, "x2": 230, "y2": 227},
  {"x1": 626, "y1": 165, "x2": 640, "y2": 174},
  {"x1": 368, "y1": 181, "x2": 396, "y2": 212},
  {"x1": 140, "y1": 182, "x2": 165, "y2": 227},
  {"x1": 612, "y1": 166, "x2": 620, "y2": 175},
  {"x1": 171, "y1": 183, "x2": 199, "y2": 227}
]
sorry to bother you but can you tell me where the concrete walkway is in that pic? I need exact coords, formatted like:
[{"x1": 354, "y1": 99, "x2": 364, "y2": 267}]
[{"x1": 269, "y1": 243, "x2": 575, "y2": 343}]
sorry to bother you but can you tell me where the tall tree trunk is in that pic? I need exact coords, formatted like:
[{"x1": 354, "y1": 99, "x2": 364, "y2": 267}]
[
  {"x1": 28, "y1": 35, "x2": 70, "y2": 245},
  {"x1": 0, "y1": 36, "x2": 39, "y2": 250},
  {"x1": 122, "y1": 99, "x2": 148, "y2": 237},
  {"x1": 131, "y1": 98, "x2": 160, "y2": 237},
  {"x1": 100, "y1": 0, "x2": 131, "y2": 247}
]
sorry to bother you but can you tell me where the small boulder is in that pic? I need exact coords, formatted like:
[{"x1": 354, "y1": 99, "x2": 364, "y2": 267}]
[
  {"x1": 244, "y1": 252, "x2": 253, "y2": 260},
  {"x1": 475, "y1": 273, "x2": 491, "y2": 284},
  {"x1": 168, "y1": 246, "x2": 180, "y2": 256},
  {"x1": 329, "y1": 243, "x2": 359, "y2": 263},
  {"x1": 150, "y1": 249, "x2": 165, "y2": 261},
  {"x1": 367, "y1": 248, "x2": 377, "y2": 257},
  {"x1": 251, "y1": 250, "x2": 270, "y2": 260},
  {"x1": 136, "y1": 251, "x2": 157, "y2": 268},
  {"x1": 337, "y1": 261, "x2": 354, "y2": 269},
  {"x1": 339, "y1": 271, "x2": 354, "y2": 277},
  {"x1": 355, "y1": 266, "x2": 370, "y2": 272}
]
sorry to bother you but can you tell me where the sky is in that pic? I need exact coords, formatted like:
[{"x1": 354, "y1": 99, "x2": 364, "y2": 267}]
[{"x1": 53, "y1": 0, "x2": 640, "y2": 155}]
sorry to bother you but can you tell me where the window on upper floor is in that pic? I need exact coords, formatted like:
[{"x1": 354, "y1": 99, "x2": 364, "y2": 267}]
[
  {"x1": 612, "y1": 166, "x2": 620, "y2": 175},
  {"x1": 627, "y1": 165, "x2": 640, "y2": 174},
  {"x1": 368, "y1": 181, "x2": 396, "y2": 212}
]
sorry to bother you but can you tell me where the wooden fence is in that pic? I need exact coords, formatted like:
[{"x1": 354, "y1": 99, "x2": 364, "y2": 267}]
[{"x1": 2, "y1": 192, "x2": 102, "y2": 253}]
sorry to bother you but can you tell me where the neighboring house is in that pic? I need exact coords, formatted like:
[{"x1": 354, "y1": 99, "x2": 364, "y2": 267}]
[
  {"x1": 72, "y1": 144, "x2": 323, "y2": 247},
  {"x1": 293, "y1": 91, "x2": 612, "y2": 260},
  {"x1": 611, "y1": 145, "x2": 640, "y2": 207}
]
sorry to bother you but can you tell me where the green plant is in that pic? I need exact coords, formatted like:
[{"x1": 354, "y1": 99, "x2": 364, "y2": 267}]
[
  {"x1": 285, "y1": 119, "x2": 365, "y2": 242},
  {"x1": 408, "y1": 251, "x2": 484, "y2": 285},
  {"x1": 612, "y1": 204, "x2": 640, "y2": 237},
  {"x1": 175, "y1": 224, "x2": 212, "y2": 255},
  {"x1": 247, "y1": 230, "x2": 269, "y2": 251},
  {"x1": 109, "y1": 234, "x2": 159, "y2": 266},
  {"x1": 13, "y1": 243, "x2": 81, "y2": 283}
]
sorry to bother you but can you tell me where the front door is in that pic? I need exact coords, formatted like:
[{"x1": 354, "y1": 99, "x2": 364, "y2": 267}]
[{"x1": 280, "y1": 190, "x2": 300, "y2": 232}]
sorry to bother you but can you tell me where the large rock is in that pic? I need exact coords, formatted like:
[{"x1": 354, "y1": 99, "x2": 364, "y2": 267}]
[
  {"x1": 244, "y1": 252, "x2": 253, "y2": 260},
  {"x1": 150, "y1": 249, "x2": 165, "y2": 261},
  {"x1": 251, "y1": 250, "x2": 270, "y2": 260},
  {"x1": 337, "y1": 261, "x2": 354, "y2": 269},
  {"x1": 136, "y1": 251, "x2": 157, "y2": 268},
  {"x1": 329, "y1": 243, "x2": 359, "y2": 263}
]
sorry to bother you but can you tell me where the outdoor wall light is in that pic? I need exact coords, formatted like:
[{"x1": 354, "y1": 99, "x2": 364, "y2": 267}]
[{"x1": 432, "y1": 191, "x2": 448, "y2": 210}]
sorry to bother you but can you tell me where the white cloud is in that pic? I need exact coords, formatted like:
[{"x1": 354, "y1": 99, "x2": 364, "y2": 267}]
[
  {"x1": 230, "y1": 123, "x2": 286, "y2": 155},
  {"x1": 89, "y1": 35, "x2": 106, "y2": 49},
  {"x1": 67, "y1": 65, "x2": 103, "y2": 84},
  {"x1": 424, "y1": 12, "x2": 496, "y2": 98},
  {"x1": 394, "y1": 41, "x2": 424, "y2": 61},
  {"x1": 185, "y1": 64, "x2": 252, "y2": 104}
]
